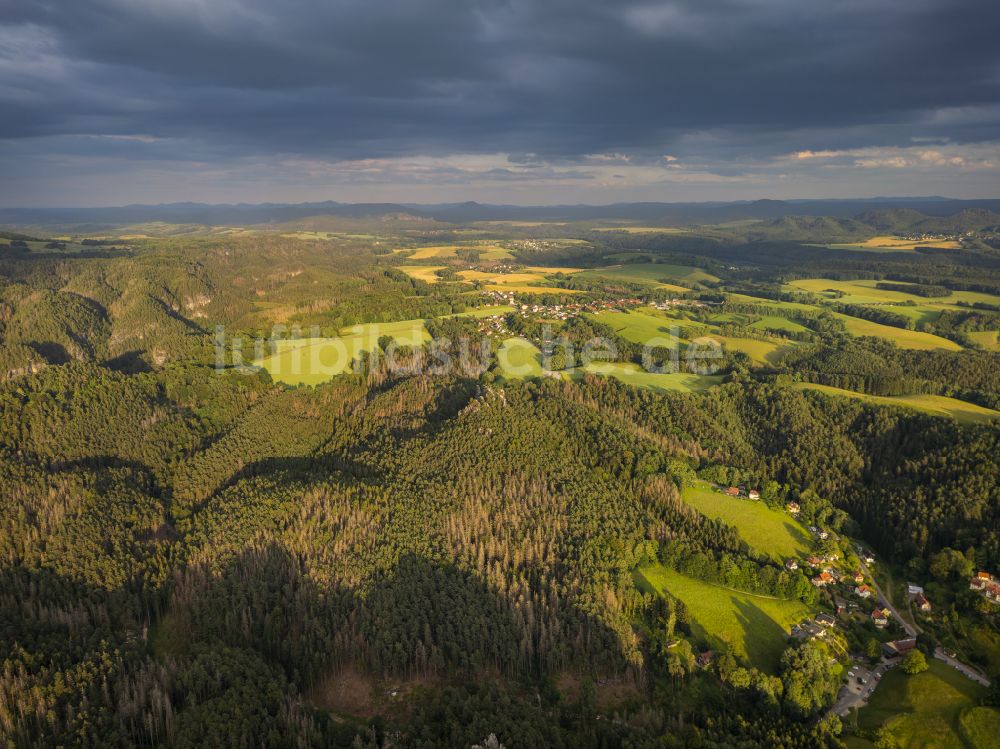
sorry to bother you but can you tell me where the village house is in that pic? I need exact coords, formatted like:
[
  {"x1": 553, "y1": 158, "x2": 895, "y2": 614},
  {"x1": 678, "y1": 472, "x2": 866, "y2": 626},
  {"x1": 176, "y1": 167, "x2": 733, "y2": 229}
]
[
  {"x1": 882, "y1": 638, "x2": 917, "y2": 658},
  {"x1": 833, "y1": 596, "x2": 848, "y2": 614},
  {"x1": 815, "y1": 613, "x2": 837, "y2": 628},
  {"x1": 985, "y1": 584, "x2": 1000, "y2": 604},
  {"x1": 850, "y1": 570, "x2": 864, "y2": 584},
  {"x1": 790, "y1": 620, "x2": 826, "y2": 640},
  {"x1": 748, "y1": 489, "x2": 760, "y2": 500},
  {"x1": 806, "y1": 556, "x2": 823, "y2": 568},
  {"x1": 907, "y1": 583, "x2": 924, "y2": 596},
  {"x1": 817, "y1": 530, "x2": 830, "y2": 541},
  {"x1": 784, "y1": 559, "x2": 799, "y2": 571},
  {"x1": 696, "y1": 651, "x2": 715, "y2": 668},
  {"x1": 812, "y1": 571, "x2": 834, "y2": 587},
  {"x1": 971, "y1": 571, "x2": 995, "y2": 590},
  {"x1": 915, "y1": 592, "x2": 932, "y2": 612},
  {"x1": 786, "y1": 501, "x2": 800, "y2": 515},
  {"x1": 723, "y1": 486, "x2": 740, "y2": 497},
  {"x1": 854, "y1": 584, "x2": 874, "y2": 599},
  {"x1": 871, "y1": 608, "x2": 890, "y2": 628}
]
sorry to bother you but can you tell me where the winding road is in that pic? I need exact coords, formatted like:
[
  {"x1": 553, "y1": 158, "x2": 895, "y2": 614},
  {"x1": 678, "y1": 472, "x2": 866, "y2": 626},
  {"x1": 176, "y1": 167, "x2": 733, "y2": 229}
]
[{"x1": 858, "y1": 559, "x2": 990, "y2": 687}]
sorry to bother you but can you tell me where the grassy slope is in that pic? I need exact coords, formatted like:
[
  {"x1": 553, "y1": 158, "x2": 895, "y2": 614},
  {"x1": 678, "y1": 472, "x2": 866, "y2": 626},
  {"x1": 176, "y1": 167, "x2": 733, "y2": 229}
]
[
  {"x1": 398, "y1": 265, "x2": 445, "y2": 283},
  {"x1": 577, "y1": 362, "x2": 723, "y2": 393},
  {"x1": 680, "y1": 484, "x2": 812, "y2": 561},
  {"x1": 588, "y1": 309, "x2": 796, "y2": 367},
  {"x1": 496, "y1": 337, "x2": 544, "y2": 378},
  {"x1": 711, "y1": 335, "x2": 796, "y2": 366},
  {"x1": 968, "y1": 331, "x2": 1000, "y2": 351},
  {"x1": 833, "y1": 313, "x2": 963, "y2": 351},
  {"x1": 795, "y1": 383, "x2": 1000, "y2": 425},
  {"x1": 748, "y1": 315, "x2": 811, "y2": 334},
  {"x1": 586, "y1": 310, "x2": 686, "y2": 346},
  {"x1": 855, "y1": 660, "x2": 994, "y2": 749},
  {"x1": 402, "y1": 244, "x2": 512, "y2": 260},
  {"x1": 636, "y1": 565, "x2": 812, "y2": 672},
  {"x1": 255, "y1": 319, "x2": 430, "y2": 385},
  {"x1": 577, "y1": 263, "x2": 717, "y2": 288}
]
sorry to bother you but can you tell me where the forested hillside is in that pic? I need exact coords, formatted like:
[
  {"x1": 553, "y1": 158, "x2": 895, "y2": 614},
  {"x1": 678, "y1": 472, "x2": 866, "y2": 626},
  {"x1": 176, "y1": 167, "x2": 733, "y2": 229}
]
[{"x1": 1, "y1": 221, "x2": 999, "y2": 748}]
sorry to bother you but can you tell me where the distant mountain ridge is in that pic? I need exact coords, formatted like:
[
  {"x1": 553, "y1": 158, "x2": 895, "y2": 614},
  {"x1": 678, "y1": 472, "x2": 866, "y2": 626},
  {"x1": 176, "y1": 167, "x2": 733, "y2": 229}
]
[{"x1": 2, "y1": 197, "x2": 999, "y2": 230}]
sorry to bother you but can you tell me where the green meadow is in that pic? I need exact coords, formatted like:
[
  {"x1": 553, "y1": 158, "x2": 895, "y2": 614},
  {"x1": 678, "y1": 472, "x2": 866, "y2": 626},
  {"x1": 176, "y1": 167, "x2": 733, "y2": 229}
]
[
  {"x1": 577, "y1": 262, "x2": 718, "y2": 289},
  {"x1": 635, "y1": 565, "x2": 812, "y2": 672},
  {"x1": 833, "y1": 313, "x2": 963, "y2": 351},
  {"x1": 748, "y1": 315, "x2": 811, "y2": 334},
  {"x1": 587, "y1": 309, "x2": 796, "y2": 367},
  {"x1": 853, "y1": 659, "x2": 995, "y2": 749},
  {"x1": 710, "y1": 335, "x2": 796, "y2": 366},
  {"x1": 795, "y1": 383, "x2": 1000, "y2": 425},
  {"x1": 448, "y1": 305, "x2": 517, "y2": 318},
  {"x1": 496, "y1": 337, "x2": 544, "y2": 379},
  {"x1": 968, "y1": 330, "x2": 1000, "y2": 351},
  {"x1": 680, "y1": 484, "x2": 812, "y2": 561},
  {"x1": 788, "y1": 278, "x2": 938, "y2": 305},
  {"x1": 586, "y1": 309, "x2": 687, "y2": 346},
  {"x1": 255, "y1": 319, "x2": 430, "y2": 386},
  {"x1": 576, "y1": 361, "x2": 723, "y2": 393}
]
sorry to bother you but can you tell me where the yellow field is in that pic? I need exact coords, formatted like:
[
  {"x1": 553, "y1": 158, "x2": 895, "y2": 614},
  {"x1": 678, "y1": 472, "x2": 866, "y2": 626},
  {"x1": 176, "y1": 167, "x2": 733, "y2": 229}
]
[
  {"x1": 707, "y1": 336, "x2": 796, "y2": 366},
  {"x1": 795, "y1": 383, "x2": 1000, "y2": 425},
  {"x1": 592, "y1": 226, "x2": 688, "y2": 234},
  {"x1": 459, "y1": 270, "x2": 549, "y2": 285},
  {"x1": 402, "y1": 244, "x2": 513, "y2": 260},
  {"x1": 398, "y1": 265, "x2": 446, "y2": 283},
  {"x1": 842, "y1": 235, "x2": 961, "y2": 250},
  {"x1": 474, "y1": 220, "x2": 567, "y2": 227}
]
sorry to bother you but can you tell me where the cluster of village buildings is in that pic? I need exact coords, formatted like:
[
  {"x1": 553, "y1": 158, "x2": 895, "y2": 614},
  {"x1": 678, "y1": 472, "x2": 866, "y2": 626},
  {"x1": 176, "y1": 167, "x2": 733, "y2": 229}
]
[
  {"x1": 474, "y1": 292, "x2": 707, "y2": 337},
  {"x1": 691, "y1": 485, "x2": 946, "y2": 673},
  {"x1": 970, "y1": 571, "x2": 1000, "y2": 604}
]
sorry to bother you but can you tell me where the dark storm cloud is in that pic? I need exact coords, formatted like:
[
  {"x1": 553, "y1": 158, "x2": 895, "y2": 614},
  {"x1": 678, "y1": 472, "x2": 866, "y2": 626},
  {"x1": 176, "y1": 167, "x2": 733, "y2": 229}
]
[{"x1": 1, "y1": 0, "x2": 998, "y2": 203}]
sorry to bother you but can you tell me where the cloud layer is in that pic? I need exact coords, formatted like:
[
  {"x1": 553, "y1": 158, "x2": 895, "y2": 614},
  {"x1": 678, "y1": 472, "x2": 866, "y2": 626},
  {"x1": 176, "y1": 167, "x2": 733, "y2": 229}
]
[{"x1": 1, "y1": 0, "x2": 998, "y2": 205}]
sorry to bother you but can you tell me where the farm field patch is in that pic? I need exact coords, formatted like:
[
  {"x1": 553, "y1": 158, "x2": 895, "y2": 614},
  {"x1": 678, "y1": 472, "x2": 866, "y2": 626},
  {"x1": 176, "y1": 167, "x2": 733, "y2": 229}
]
[
  {"x1": 591, "y1": 226, "x2": 689, "y2": 234},
  {"x1": 824, "y1": 235, "x2": 962, "y2": 252},
  {"x1": 398, "y1": 265, "x2": 446, "y2": 283},
  {"x1": 401, "y1": 244, "x2": 513, "y2": 260}
]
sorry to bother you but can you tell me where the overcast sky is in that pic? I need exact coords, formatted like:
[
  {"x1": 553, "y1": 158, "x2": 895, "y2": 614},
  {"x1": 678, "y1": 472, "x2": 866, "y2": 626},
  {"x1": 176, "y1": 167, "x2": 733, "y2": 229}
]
[{"x1": 1, "y1": 0, "x2": 998, "y2": 206}]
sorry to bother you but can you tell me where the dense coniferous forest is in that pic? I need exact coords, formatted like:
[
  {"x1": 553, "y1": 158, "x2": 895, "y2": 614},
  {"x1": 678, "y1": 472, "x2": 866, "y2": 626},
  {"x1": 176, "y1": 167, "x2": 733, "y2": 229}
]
[{"x1": 1, "y1": 214, "x2": 999, "y2": 748}]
